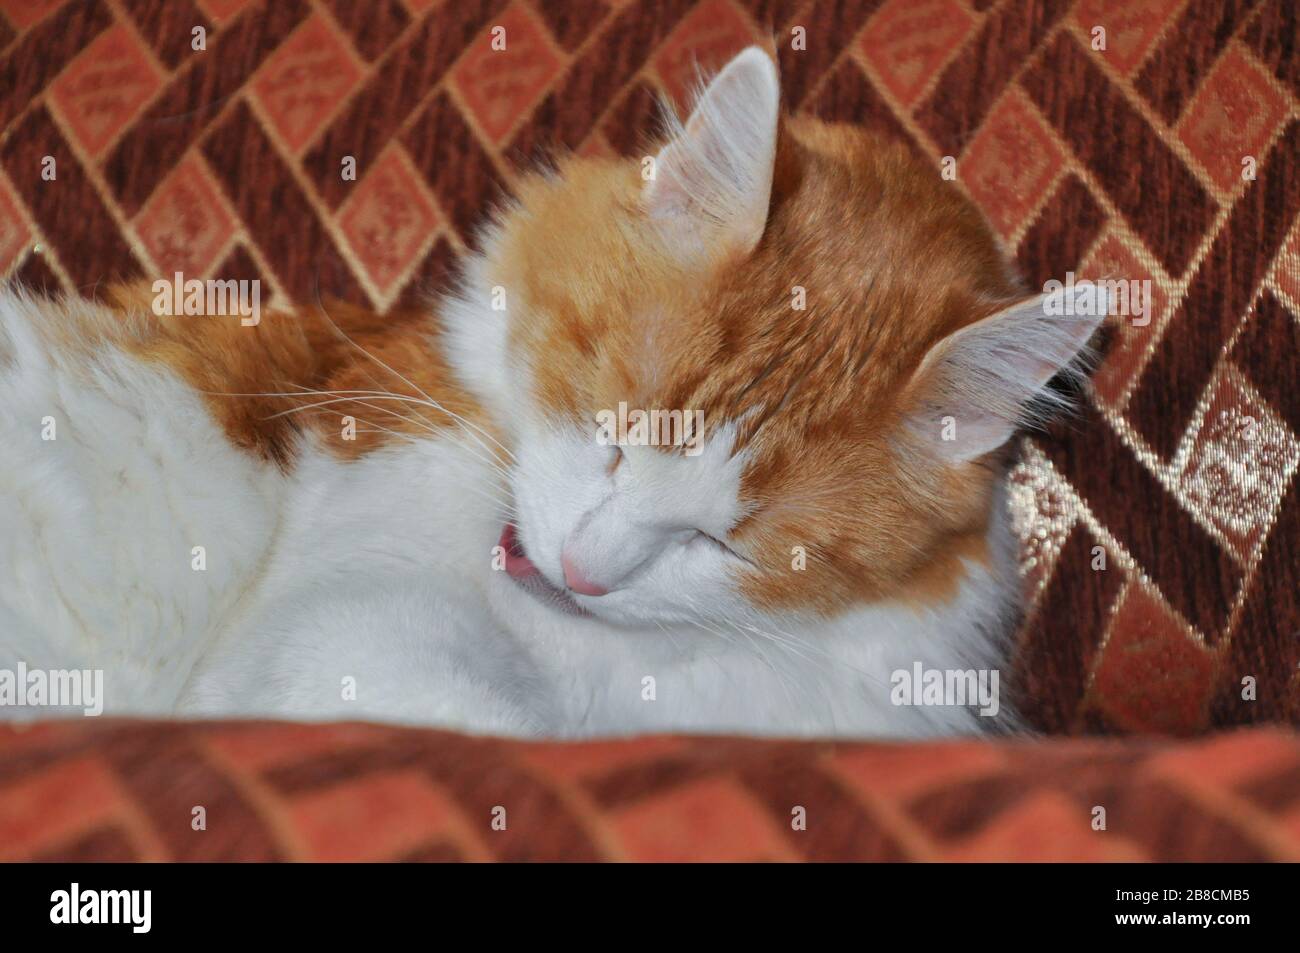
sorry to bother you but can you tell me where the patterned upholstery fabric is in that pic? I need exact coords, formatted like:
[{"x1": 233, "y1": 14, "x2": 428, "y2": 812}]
[
  {"x1": 2, "y1": 721, "x2": 1299, "y2": 861},
  {"x1": 1, "y1": 0, "x2": 1298, "y2": 860}
]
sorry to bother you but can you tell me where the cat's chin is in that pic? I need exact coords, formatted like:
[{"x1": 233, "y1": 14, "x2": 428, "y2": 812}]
[{"x1": 498, "y1": 523, "x2": 590, "y2": 618}]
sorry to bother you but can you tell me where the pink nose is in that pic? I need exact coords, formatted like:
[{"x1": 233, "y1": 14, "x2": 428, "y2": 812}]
[{"x1": 561, "y1": 551, "x2": 608, "y2": 597}]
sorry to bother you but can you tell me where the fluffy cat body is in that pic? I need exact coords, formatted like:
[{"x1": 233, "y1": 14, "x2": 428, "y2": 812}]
[
  {"x1": 0, "y1": 282, "x2": 1015, "y2": 737},
  {"x1": 0, "y1": 49, "x2": 1102, "y2": 736}
]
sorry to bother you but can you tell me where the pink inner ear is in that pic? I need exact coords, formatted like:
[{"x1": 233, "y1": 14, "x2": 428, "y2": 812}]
[
  {"x1": 643, "y1": 143, "x2": 692, "y2": 220},
  {"x1": 904, "y1": 293, "x2": 1105, "y2": 463},
  {"x1": 640, "y1": 46, "x2": 780, "y2": 256}
]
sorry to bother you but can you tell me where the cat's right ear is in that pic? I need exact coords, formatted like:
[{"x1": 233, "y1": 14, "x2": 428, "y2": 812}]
[
  {"x1": 903, "y1": 286, "x2": 1107, "y2": 463},
  {"x1": 642, "y1": 46, "x2": 780, "y2": 258}
]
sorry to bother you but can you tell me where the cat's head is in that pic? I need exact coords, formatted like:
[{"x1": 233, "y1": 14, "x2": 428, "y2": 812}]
[{"x1": 449, "y1": 47, "x2": 1104, "y2": 628}]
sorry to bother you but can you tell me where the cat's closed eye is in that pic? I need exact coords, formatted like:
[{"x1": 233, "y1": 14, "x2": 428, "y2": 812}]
[{"x1": 694, "y1": 529, "x2": 752, "y2": 565}]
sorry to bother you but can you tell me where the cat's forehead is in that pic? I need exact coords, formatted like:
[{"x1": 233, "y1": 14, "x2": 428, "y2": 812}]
[{"x1": 497, "y1": 123, "x2": 1018, "y2": 448}]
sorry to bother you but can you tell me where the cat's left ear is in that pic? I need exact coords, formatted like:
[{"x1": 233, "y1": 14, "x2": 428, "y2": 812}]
[
  {"x1": 904, "y1": 285, "x2": 1108, "y2": 462},
  {"x1": 642, "y1": 46, "x2": 780, "y2": 257}
]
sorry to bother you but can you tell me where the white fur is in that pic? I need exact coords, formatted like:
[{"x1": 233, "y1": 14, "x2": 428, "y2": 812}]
[
  {"x1": 438, "y1": 247, "x2": 516, "y2": 432},
  {"x1": 179, "y1": 442, "x2": 552, "y2": 735},
  {"x1": 0, "y1": 290, "x2": 282, "y2": 714}
]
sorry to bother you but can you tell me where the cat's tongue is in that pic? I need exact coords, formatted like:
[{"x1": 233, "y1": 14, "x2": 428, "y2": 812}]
[{"x1": 499, "y1": 524, "x2": 540, "y2": 580}]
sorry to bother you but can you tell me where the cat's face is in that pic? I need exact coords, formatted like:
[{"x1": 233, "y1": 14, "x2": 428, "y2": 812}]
[{"x1": 472, "y1": 48, "x2": 1102, "y2": 629}]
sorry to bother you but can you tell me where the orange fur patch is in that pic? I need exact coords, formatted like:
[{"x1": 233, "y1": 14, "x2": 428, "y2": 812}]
[{"x1": 95, "y1": 284, "x2": 494, "y2": 469}]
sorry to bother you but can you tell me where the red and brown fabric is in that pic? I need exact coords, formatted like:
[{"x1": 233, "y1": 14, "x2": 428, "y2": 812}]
[{"x1": 2, "y1": 720, "x2": 1299, "y2": 861}]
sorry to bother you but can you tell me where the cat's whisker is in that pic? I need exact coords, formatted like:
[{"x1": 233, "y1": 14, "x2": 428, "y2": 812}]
[
  {"x1": 732, "y1": 626, "x2": 801, "y2": 713},
  {"x1": 312, "y1": 413, "x2": 520, "y2": 520},
  {"x1": 651, "y1": 619, "x2": 686, "y2": 655},
  {"x1": 199, "y1": 383, "x2": 450, "y2": 448},
  {"x1": 308, "y1": 296, "x2": 518, "y2": 465},
  {"x1": 290, "y1": 408, "x2": 418, "y2": 448},
  {"x1": 267, "y1": 387, "x2": 518, "y2": 483},
  {"x1": 292, "y1": 405, "x2": 518, "y2": 521},
  {"x1": 722, "y1": 618, "x2": 817, "y2": 683},
  {"x1": 263, "y1": 392, "x2": 513, "y2": 479},
  {"x1": 674, "y1": 597, "x2": 798, "y2": 703},
  {"x1": 325, "y1": 396, "x2": 522, "y2": 516},
  {"x1": 719, "y1": 613, "x2": 850, "y2": 724},
  {"x1": 741, "y1": 615, "x2": 886, "y2": 690}
]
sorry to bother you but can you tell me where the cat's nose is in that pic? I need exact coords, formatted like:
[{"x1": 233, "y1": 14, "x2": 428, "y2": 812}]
[{"x1": 561, "y1": 549, "x2": 609, "y2": 597}]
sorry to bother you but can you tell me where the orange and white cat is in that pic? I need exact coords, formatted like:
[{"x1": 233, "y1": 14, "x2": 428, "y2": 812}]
[{"x1": 0, "y1": 49, "x2": 1104, "y2": 736}]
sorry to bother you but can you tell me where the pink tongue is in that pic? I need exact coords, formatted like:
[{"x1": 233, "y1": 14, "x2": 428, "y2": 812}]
[{"x1": 499, "y1": 524, "x2": 540, "y2": 579}]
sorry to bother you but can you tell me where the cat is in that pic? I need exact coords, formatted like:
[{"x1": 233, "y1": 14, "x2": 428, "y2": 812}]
[{"x1": 0, "y1": 48, "x2": 1105, "y2": 737}]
